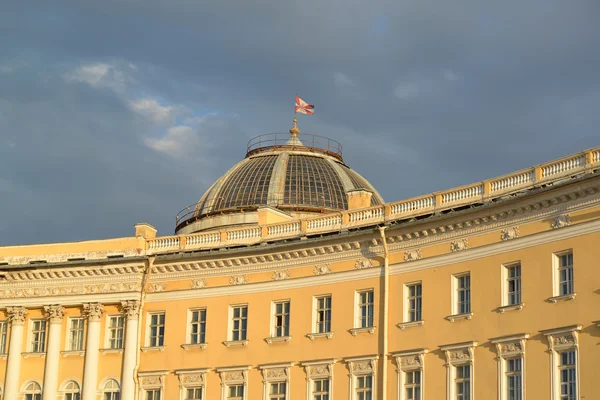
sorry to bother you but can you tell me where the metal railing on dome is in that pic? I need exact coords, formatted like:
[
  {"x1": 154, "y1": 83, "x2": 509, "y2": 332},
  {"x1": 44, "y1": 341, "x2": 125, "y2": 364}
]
[{"x1": 245, "y1": 133, "x2": 343, "y2": 160}]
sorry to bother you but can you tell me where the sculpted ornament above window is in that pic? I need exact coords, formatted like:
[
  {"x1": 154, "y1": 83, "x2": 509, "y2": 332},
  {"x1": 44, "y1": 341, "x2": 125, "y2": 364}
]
[
  {"x1": 190, "y1": 278, "x2": 207, "y2": 289},
  {"x1": 0, "y1": 282, "x2": 142, "y2": 299},
  {"x1": 354, "y1": 259, "x2": 373, "y2": 269},
  {"x1": 404, "y1": 249, "x2": 422, "y2": 262},
  {"x1": 271, "y1": 270, "x2": 290, "y2": 281},
  {"x1": 229, "y1": 275, "x2": 248, "y2": 285},
  {"x1": 313, "y1": 264, "x2": 331, "y2": 275},
  {"x1": 551, "y1": 214, "x2": 571, "y2": 229},
  {"x1": 450, "y1": 239, "x2": 469, "y2": 252},
  {"x1": 147, "y1": 282, "x2": 167, "y2": 292},
  {"x1": 500, "y1": 227, "x2": 520, "y2": 241}
]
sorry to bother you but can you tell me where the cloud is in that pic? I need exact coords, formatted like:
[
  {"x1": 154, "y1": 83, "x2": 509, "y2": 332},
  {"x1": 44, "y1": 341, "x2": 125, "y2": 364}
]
[
  {"x1": 64, "y1": 62, "x2": 128, "y2": 92},
  {"x1": 443, "y1": 69, "x2": 459, "y2": 81},
  {"x1": 334, "y1": 72, "x2": 355, "y2": 87},
  {"x1": 143, "y1": 125, "x2": 200, "y2": 158},
  {"x1": 393, "y1": 81, "x2": 422, "y2": 99},
  {"x1": 130, "y1": 98, "x2": 175, "y2": 124}
]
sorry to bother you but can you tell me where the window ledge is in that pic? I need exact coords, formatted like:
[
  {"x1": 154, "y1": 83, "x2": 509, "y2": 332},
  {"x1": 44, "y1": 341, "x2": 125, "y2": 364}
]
[
  {"x1": 61, "y1": 350, "x2": 85, "y2": 357},
  {"x1": 349, "y1": 327, "x2": 376, "y2": 336},
  {"x1": 22, "y1": 352, "x2": 45, "y2": 358},
  {"x1": 497, "y1": 303, "x2": 524, "y2": 313},
  {"x1": 548, "y1": 293, "x2": 576, "y2": 303},
  {"x1": 140, "y1": 346, "x2": 166, "y2": 353},
  {"x1": 445, "y1": 313, "x2": 473, "y2": 323},
  {"x1": 265, "y1": 336, "x2": 291, "y2": 344},
  {"x1": 222, "y1": 340, "x2": 248, "y2": 347},
  {"x1": 181, "y1": 343, "x2": 207, "y2": 350},
  {"x1": 0, "y1": 354, "x2": 7, "y2": 360},
  {"x1": 306, "y1": 332, "x2": 334, "y2": 340},
  {"x1": 397, "y1": 320, "x2": 424, "y2": 330},
  {"x1": 100, "y1": 348, "x2": 124, "y2": 354}
]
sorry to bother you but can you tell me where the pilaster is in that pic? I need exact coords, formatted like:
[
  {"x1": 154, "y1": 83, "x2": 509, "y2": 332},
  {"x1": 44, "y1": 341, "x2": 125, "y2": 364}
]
[{"x1": 42, "y1": 305, "x2": 65, "y2": 400}]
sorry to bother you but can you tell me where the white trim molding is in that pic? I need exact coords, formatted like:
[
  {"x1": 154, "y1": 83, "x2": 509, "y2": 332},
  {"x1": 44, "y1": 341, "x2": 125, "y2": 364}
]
[
  {"x1": 217, "y1": 366, "x2": 251, "y2": 400},
  {"x1": 440, "y1": 341, "x2": 478, "y2": 400},
  {"x1": 540, "y1": 325, "x2": 582, "y2": 400},
  {"x1": 490, "y1": 333, "x2": 530, "y2": 400},
  {"x1": 345, "y1": 355, "x2": 378, "y2": 400},
  {"x1": 393, "y1": 348, "x2": 428, "y2": 400},
  {"x1": 175, "y1": 368, "x2": 210, "y2": 400},
  {"x1": 138, "y1": 370, "x2": 169, "y2": 400},
  {"x1": 258, "y1": 362, "x2": 294, "y2": 400},
  {"x1": 301, "y1": 359, "x2": 336, "y2": 400}
]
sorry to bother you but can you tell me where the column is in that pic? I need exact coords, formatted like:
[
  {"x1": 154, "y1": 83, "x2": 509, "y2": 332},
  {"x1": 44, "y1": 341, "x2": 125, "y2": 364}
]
[
  {"x1": 4, "y1": 306, "x2": 28, "y2": 400},
  {"x1": 81, "y1": 303, "x2": 104, "y2": 400},
  {"x1": 42, "y1": 305, "x2": 65, "y2": 400},
  {"x1": 120, "y1": 300, "x2": 141, "y2": 400}
]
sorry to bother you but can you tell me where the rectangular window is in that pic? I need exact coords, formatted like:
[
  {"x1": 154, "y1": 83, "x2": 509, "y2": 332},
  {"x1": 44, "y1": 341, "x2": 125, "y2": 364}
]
[
  {"x1": 65, "y1": 393, "x2": 81, "y2": 400},
  {"x1": 404, "y1": 370, "x2": 421, "y2": 400},
  {"x1": 269, "y1": 382, "x2": 286, "y2": 400},
  {"x1": 558, "y1": 253, "x2": 574, "y2": 296},
  {"x1": 273, "y1": 301, "x2": 290, "y2": 337},
  {"x1": 313, "y1": 379, "x2": 330, "y2": 400},
  {"x1": 315, "y1": 296, "x2": 331, "y2": 333},
  {"x1": 185, "y1": 387, "x2": 202, "y2": 400},
  {"x1": 189, "y1": 309, "x2": 206, "y2": 344},
  {"x1": 108, "y1": 316, "x2": 124, "y2": 349},
  {"x1": 231, "y1": 306, "x2": 248, "y2": 341},
  {"x1": 455, "y1": 365, "x2": 471, "y2": 400},
  {"x1": 506, "y1": 265, "x2": 521, "y2": 305},
  {"x1": 356, "y1": 375, "x2": 373, "y2": 400},
  {"x1": 0, "y1": 320, "x2": 7, "y2": 354},
  {"x1": 506, "y1": 358, "x2": 522, "y2": 400},
  {"x1": 145, "y1": 390, "x2": 161, "y2": 400},
  {"x1": 149, "y1": 313, "x2": 165, "y2": 347},
  {"x1": 69, "y1": 318, "x2": 85, "y2": 351},
  {"x1": 406, "y1": 284, "x2": 422, "y2": 322},
  {"x1": 559, "y1": 351, "x2": 576, "y2": 400},
  {"x1": 456, "y1": 275, "x2": 471, "y2": 314},
  {"x1": 227, "y1": 385, "x2": 244, "y2": 400},
  {"x1": 357, "y1": 290, "x2": 374, "y2": 328},
  {"x1": 31, "y1": 319, "x2": 47, "y2": 352}
]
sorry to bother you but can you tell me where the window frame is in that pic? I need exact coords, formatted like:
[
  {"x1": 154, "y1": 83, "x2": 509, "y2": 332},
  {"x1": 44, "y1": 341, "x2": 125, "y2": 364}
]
[
  {"x1": 146, "y1": 312, "x2": 166, "y2": 348},
  {"x1": 355, "y1": 289, "x2": 375, "y2": 329},
  {"x1": 175, "y1": 368, "x2": 208, "y2": 400},
  {"x1": 218, "y1": 367, "x2": 250, "y2": 400},
  {"x1": 394, "y1": 349, "x2": 428, "y2": 400},
  {"x1": 0, "y1": 319, "x2": 7, "y2": 354},
  {"x1": 551, "y1": 251, "x2": 575, "y2": 301},
  {"x1": 345, "y1": 356, "x2": 378, "y2": 400},
  {"x1": 228, "y1": 305, "x2": 248, "y2": 343},
  {"x1": 138, "y1": 372, "x2": 167, "y2": 400},
  {"x1": 59, "y1": 379, "x2": 82, "y2": 400},
  {"x1": 29, "y1": 318, "x2": 47, "y2": 353},
  {"x1": 447, "y1": 273, "x2": 473, "y2": 322},
  {"x1": 105, "y1": 314, "x2": 125, "y2": 350},
  {"x1": 270, "y1": 300, "x2": 291, "y2": 339},
  {"x1": 440, "y1": 341, "x2": 477, "y2": 400},
  {"x1": 187, "y1": 308, "x2": 207, "y2": 345},
  {"x1": 310, "y1": 295, "x2": 332, "y2": 338},
  {"x1": 302, "y1": 359, "x2": 336, "y2": 400},
  {"x1": 259, "y1": 363, "x2": 292, "y2": 400},
  {"x1": 491, "y1": 333, "x2": 529, "y2": 400},
  {"x1": 67, "y1": 317, "x2": 85, "y2": 351},
  {"x1": 541, "y1": 325, "x2": 581, "y2": 400},
  {"x1": 403, "y1": 282, "x2": 423, "y2": 324}
]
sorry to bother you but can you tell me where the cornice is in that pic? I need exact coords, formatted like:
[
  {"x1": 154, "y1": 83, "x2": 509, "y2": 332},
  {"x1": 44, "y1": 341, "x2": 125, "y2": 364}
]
[{"x1": 0, "y1": 292, "x2": 139, "y2": 309}]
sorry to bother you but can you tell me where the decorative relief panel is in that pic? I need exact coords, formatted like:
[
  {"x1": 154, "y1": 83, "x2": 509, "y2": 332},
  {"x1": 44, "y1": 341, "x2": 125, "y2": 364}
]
[
  {"x1": 0, "y1": 281, "x2": 142, "y2": 299},
  {"x1": 450, "y1": 239, "x2": 469, "y2": 252},
  {"x1": 500, "y1": 227, "x2": 520, "y2": 241},
  {"x1": 219, "y1": 369, "x2": 248, "y2": 385},
  {"x1": 551, "y1": 214, "x2": 571, "y2": 229},
  {"x1": 190, "y1": 278, "x2": 207, "y2": 289},
  {"x1": 271, "y1": 270, "x2": 290, "y2": 281},
  {"x1": 229, "y1": 275, "x2": 248, "y2": 285},
  {"x1": 491, "y1": 334, "x2": 529, "y2": 359},
  {"x1": 404, "y1": 249, "x2": 422, "y2": 262},
  {"x1": 393, "y1": 350, "x2": 428, "y2": 373},
  {"x1": 441, "y1": 342, "x2": 477, "y2": 366},
  {"x1": 147, "y1": 282, "x2": 167, "y2": 292},
  {"x1": 354, "y1": 259, "x2": 373, "y2": 269},
  {"x1": 259, "y1": 365, "x2": 292, "y2": 383},
  {"x1": 181, "y1": 374, "x2": 203, "y2": 385},
  {"x1": 313, "y1": 264, "x2": 331, "y2": 275},
  {"x1": 348, "y1": 358, "x2": 377, "y2": 375},
  {"x1": 541, "y1": 326, "x2": 581, "y2": 352}
]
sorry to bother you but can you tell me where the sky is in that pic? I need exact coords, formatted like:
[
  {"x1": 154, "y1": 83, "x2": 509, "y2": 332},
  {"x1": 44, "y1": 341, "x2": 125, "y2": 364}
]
[{"x1": 1, "y1": 1, "x2": 599, "y2": 246}]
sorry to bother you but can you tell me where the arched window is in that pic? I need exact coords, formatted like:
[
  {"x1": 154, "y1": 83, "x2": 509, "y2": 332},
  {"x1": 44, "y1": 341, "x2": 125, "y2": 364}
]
[
  {"x1": 23, "y1": 381, "x2": 42, "y2": 400},
  {"x1": 102, "y1": 379, "x2": 120, "y2": 400},
  {"x1": 63, "y1": 381, "x2": 81, "y2": 400}
]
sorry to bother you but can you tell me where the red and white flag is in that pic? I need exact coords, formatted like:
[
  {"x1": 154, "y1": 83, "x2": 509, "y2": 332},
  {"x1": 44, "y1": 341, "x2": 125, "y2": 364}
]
[{"x1": 295, "y1": 96, "x2": 315, "y2": 115}]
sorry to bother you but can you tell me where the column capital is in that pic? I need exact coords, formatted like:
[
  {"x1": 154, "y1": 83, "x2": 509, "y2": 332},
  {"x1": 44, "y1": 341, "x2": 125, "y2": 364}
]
[
  {"x1": 83, "y1": 303, "x2": 104, "y2": 322},
  {"x1": 120, "y1": 300, "x2": 141, "y2": 320},
  {"x1": 6, "y1": 306, "x2": 28, "y2": 325},
  {"x1": 44, "y1": 304, "x2": 66, "y2": 324}
]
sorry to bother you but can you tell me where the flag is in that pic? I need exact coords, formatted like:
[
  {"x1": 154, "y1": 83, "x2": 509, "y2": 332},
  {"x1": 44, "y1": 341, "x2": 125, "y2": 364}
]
[{"x1": 295, "y1": 96, "x2": 315, "y2": 115}]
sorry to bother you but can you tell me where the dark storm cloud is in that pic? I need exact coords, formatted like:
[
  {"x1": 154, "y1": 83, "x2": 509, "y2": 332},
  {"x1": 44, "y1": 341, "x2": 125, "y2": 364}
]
[{"x1": 1, "y1": 1, "x2": 599, "y2": 245}]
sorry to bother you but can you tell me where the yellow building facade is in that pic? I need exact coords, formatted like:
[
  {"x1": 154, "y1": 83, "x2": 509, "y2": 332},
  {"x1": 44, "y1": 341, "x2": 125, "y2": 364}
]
[{"x1": 0, "y1": 129, "x2": 599, "y2": 400}]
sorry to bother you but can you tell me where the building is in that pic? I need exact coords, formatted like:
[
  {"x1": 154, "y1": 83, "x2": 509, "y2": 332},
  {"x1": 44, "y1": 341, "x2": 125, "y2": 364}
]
[{"x1": 0, "y1": 122, "x2": 599, "y2": 400}]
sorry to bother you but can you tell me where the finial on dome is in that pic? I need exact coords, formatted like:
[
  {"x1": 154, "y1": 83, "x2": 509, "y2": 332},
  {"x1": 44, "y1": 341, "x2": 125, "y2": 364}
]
[{"x1": 289, "y1": 116, "x2": 300, "y2": 136}]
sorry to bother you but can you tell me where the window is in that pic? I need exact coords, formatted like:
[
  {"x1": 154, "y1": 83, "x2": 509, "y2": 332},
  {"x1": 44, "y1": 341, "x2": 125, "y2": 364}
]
[
  {"x1": 108, "y1": 316, "x2": 124, "y2": 349},
  {"x1": 559, "y1": 351, "x2": 576, "y2": 400},
  {"x1": 31, "y1": 319, "x2": 47, "y2": 352},
  {"x1": 455, "y1": 365, "x2": 471, "y2": 400},
  {"x1": 23, "y1": 381, "x2": 42, "y2": 400},
  {"x1": 406, "y1": 283, "x2": 422, "y2": 322},
  {"x1": 558, "y1": 252, "x2": 574, "y2": 296},
  {"x1": 356, "y1": 376, "x2": 373, "y2": 400},
  {"x1": 269, "y1": 382, "x2": 286, "y2": 400},
  {"x1": 145, "y1": 389, "x2": 161, "y2": 400},
  {"x1": 272, "y1": 301, "x2": 290, "y2": 337},
  {"x1": 315, "y1": 296, "x2": 331, "y2": 333},
  {"x1": 405, "y1": 370, "x2": 421, "y2": 400},
  {"x1": 456, "y1": 275, "x2": 470, "y2": 314},
  {"x1": 149, "y1": 313, "x2": 165, "y2": 347},
  {"x1": 185, "y1": 387, "x2": 203, "y2": 400},
  {"x1": 102, "y1": 379, "x2": 120, "y2": 400},
  {"x1": 0, "y1": 320, "x2": 7, "y2": 354},
  {"x1": 63, "y1": 381, "x2": 81, "y2": 400},
  {"x1": 189, "y1": 309, "x2": 206, "y2": 344},
  {"x1": 357, "y1": 290, "x2": 374, "y2": 328},
  {"x1": 227, "y1": 385, "x2": 244, "y2": 400},
  {"x1": 68, "y1": 318, "x2": 85, "y2": 351},
  {"x1": 506, "y1": 265, "x2": 521, "y2": 305},
  {"x1": 506, "y1": 358, "x2": 522, "y2": 400},
  {"x1": 230, "y1": 306, "x2": 248, "y2": 341},
  {"x1": 313, "y1": 379, "x2": 330, "y2": 400},
  {"x1": 394, "y1": 350, "x2": 427, "y2": 400}
]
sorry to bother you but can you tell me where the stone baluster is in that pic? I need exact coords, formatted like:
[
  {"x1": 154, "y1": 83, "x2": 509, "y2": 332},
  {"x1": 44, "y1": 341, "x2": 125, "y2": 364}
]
[
  {"x1": 42, "y1": 305, "x2": 65, "y2": 400},
  {"x1": 4, "y1": 306, "x2": 28, "y2": 400},
  {"x1": 81, "y1": 303, "x2": 104, "y2": 400},
  {"x1": 120, "y1": 300, "x2": 141, "y2": 400}
]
